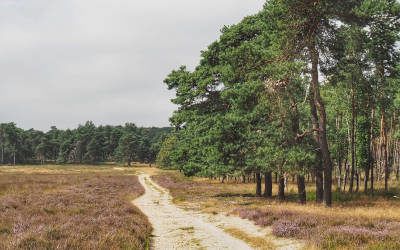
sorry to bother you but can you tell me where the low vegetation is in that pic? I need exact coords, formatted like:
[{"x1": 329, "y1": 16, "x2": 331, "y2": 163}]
[
  {"x1": 153, "y1": 170, "x2": 400, "y2": 249},
  {"x1": 0, "y1": 166, "x2": 152, "y2": 250}
]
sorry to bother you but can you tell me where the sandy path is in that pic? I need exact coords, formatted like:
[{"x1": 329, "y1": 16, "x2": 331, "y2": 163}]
[
  {"x1": 133, "y1": 173, "x2": 253, "y2": 250},
  {"x1": 133, "y1": 172, "x2": 303, "y2": 250}
]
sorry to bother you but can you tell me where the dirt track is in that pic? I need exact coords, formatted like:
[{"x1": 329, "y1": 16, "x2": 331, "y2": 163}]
[
  {"x1": 134, "y1": 173, "x2": 254, "y2": 249},
  {"x1": 133, "y1": 171, "x2": 303, "y2": 250}
]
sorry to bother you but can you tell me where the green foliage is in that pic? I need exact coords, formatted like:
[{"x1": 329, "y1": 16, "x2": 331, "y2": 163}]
[
  {"x1": 115, "y1": 131, "x2": 138, "y2": 166},
  {"x1": 160, "y1": 5, "x2": 316, "y2": 178},
  {"x1": 0, "y1": 122, "x2": 171, "y2": 165},
  {"x1": 159, "y1": 0, "x2": 400, "y2": 204}
]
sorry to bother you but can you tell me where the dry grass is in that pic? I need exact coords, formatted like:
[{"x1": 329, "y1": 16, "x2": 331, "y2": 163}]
[
  {"x1": 223, "y1": 227, "x2": 275, "y2": 250},
  {"x1": 152, "y1": 170, "x2": 400, "y2": 250},
  {"x1": 0, "y1": 165, "x2": 152, "y2": 250}
]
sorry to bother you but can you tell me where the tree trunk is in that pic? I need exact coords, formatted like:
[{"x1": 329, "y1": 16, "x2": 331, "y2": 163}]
[
  {"x1": 309, "y1": 44, "x2": 333, "y2": 206},
  {"x1": 337, "y1": 157, "x2": 343, "y2": 192},
  {"x1": 364, "y1": 165, "x2": 370, "y2": 193},
  {"x1": 356, "y1": 171, "x2": 360, "y2": 192},
  {"x1": 336, "y1": 115, "x2": 343, "y2": 192},
  {"x1": 256, "y1": 171, "x2": 262, "y2": 197},
  {"x1": 380, "y1": 113, "x2": 389, "y2": 192},
  {"x1": 264, "y1": 171, "x2": 272, "y2": 198},
  {"x1": 344, "y1": 160, "x2": 349, "y2": 192},
  {"x1": 364, "y1": 107, "x2": 374, "y2": 193},
  {"x1": 349, "y1": 83, "x2": 356, "y2": 193},
  {"x1": 310, "y1": 93, "x2": 324, "y2": 202},
  {"x1": 278, "y1": 174, "x2": 285, "y2": 201},
  {"x1": 297, "y1": 175, "x2": 306, "y2": 204},
  {"x1": 222, "y1": 176, "x2": 226, "y2": 183},
  {"x1": 370, "y1": 160, "x2": 375, "y2": 193},
  {"x1": 315, "y1": 152, "x2": 324, "y2": 203}
]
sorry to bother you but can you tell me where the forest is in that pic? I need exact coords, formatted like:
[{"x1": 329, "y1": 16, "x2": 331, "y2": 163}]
[
  {"x1": 157, "y1": 0, "x2": 400, "y2": 207},
  {"x1": 0, "y1": 122, "x2": 170, "y2": 166}
]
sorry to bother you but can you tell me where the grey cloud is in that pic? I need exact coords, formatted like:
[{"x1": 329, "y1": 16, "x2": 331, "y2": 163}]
[{"x1": 0, "y1": 0, "x2": 265, "y2": 131}]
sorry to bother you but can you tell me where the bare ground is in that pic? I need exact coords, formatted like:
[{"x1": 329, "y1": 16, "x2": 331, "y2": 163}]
[{"x1": 133, "y1": 171, "x2": 303, "y2": 250}]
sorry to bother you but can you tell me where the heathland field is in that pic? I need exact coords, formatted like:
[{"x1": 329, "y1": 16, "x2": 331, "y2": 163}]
[
  {"x1": 1, "y1": 165, "x2": 400, "y2": 250},
  {"x1": 0, "y1": 165, "x2": 152, "y2": 250},
  {"x1": 152, "y1": 169, "x2": 400, "y2": 249}
]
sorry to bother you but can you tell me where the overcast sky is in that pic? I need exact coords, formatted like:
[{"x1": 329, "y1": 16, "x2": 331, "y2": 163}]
[{"x1": 0, "y1": 0, "x2": 265, "y2": 131}]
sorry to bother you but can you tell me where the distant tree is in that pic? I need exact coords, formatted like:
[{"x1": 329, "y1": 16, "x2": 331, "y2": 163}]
[
  {"x1": 35, "y1": 138, "x2": 49, "y2": 165},
  {"x1": 85, "y1": 132, "x2": 105, "y2": 164},
  {"x1": 115, "y1": 132, "x2": 138, "y2": 166}
]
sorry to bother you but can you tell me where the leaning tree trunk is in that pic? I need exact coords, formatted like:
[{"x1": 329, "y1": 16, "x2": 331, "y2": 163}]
[{"x1": 309, "y1": 44, "x2": 333, "y2": 206}]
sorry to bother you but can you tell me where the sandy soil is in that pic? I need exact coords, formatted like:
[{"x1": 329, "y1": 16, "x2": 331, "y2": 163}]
[
  {"x1": 133, "y1": 172, "x2": 303, "y2": 250},
  {"x1": 134, "y1": 173, "x2": 252, "y2": 249}
]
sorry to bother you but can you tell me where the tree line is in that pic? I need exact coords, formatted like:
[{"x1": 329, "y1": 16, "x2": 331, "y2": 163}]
[
  {"x1": 0, "y1": 121, "x2": 170, "y2": 166},
  {"x1": 156, "y1": 0, "x2": 400, "y2": 206}
]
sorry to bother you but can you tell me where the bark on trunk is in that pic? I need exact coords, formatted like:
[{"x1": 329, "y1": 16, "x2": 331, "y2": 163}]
[
  {"x1": 309, "y1": 44, "x2": 333, "y2": 206},
  {"x1": 264, "y1": 172, "x2": 273, "y2": 198},
  {"x1": 310, "y1": 45, "x2": 333, "y2": 206},
  {"x1": 381, "y1": 113, "x2": 389, "y2": 192},
  {"x1": 337, "y1": 158, "x2": 343, "y2": 192},
  {"x1": 256, "y1": 171, "x2": 262, "y2": 197},
  {"x1": 310, "y1": 93, "x2": 324, "y2": 202},
  {"x1": 297, "y1": 175, "x2": 306, "y2": 204},
  {"x1": 356, "y1": 171, "x2": 360, "y2": 193},
  {"x1": 315, "y1": 152, "x2": 324, "y2": 203},
  {"x1": 365, "y1": 107, "x2": 374, "y2": 193},
  {"x1": 349, "y1": 83, "x2": 356, "y2": 193},
  {"x1": 278, "y1": 174, "x2": 285, "y2": 201},
  {"x1": 364, "y1": 166, "x2": 370, "y2": 193}
]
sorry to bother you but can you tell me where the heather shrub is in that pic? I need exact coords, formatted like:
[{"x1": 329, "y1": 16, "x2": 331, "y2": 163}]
[
  {"x1": 272, "y1": 220, "x2": 301, "y2": 237},
  {"x1": 0, "y1": 172, "x2": 152, "y2": 250},
  {"x1": 318, "y1": 225, "x2": 392, "y2": 249},
  {"x1": 152, "y1": 170, "x2": 400, "y2": 250}
]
